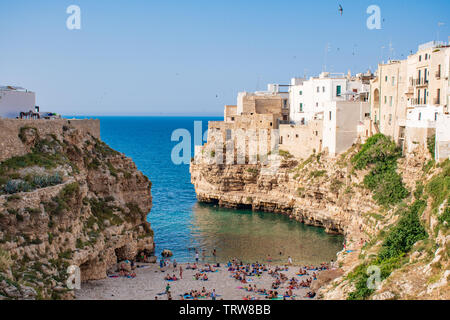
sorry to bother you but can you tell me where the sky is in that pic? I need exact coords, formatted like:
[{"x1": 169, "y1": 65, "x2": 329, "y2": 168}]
[{"x1": 0, "y1": 0, "x2": 449, "y2": 116}]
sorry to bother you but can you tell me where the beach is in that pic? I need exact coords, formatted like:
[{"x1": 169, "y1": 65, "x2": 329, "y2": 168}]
[{"x1": 76, "y1": 262, "x2": 323, "y2": 300}]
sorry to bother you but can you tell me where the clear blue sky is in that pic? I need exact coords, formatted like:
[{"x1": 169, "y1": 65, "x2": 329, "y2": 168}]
[{"x1": 0, "y1": 0, "x2": 448, "y2": 116}]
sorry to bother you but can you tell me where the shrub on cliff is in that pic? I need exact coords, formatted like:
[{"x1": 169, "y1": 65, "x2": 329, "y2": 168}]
[
  {"x1": 44, "y1": 182, "x2": 80, "y2": 215},
  {"x1": 352, "y1": 134, "x2": 401, "y2": 170},
  {"x1": 378, "y1": 200, "x2": 427, "y2": 260},
  {"x1": 0, "y1": 248, "x2": 12, "y2": 273},
  {"x1": 347, "y1": 200, "x2": 427, "y2": 300},
  {"x1": 352, "y1": 134, "x2": 408, "y2": 207}
]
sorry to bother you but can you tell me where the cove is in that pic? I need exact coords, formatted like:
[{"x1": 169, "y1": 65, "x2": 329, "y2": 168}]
[{"x1": 86, "y1": 116, "x2": 343, "y2": 265}]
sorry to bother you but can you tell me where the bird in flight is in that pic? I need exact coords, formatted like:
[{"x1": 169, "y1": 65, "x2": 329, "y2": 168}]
[{"x1": 338, "y1": 4, "x2": 343, "y2": 16}]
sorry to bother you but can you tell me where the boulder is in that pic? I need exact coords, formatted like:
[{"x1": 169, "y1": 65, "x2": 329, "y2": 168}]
[{"x1": 161, "y1": 250, "x2": 173, "y2": 258}]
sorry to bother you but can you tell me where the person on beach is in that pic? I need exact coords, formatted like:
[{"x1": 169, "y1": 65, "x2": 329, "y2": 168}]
[
  {"x1": 179, "y1": 265, "x2": 183, "y2": 279},
  {"x1": 173, "y1": 259, "x2": 177, "y2": 269},
  {"x1": 211, "y1": 289, "x2": 216, "y2": 301},
  {"x1": 195, "y1": 251, "x2": 199, "y2": 263},
  {"x1": 165, "y1": 283, "x2": 171, "y2": 294},
  {"x1": 288, "y1": 256, "x2": 293, "y2": 265}
]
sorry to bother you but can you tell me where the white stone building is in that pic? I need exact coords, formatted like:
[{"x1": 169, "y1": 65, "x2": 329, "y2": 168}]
[
  {"x1": 0, "y1": 86, "x2": 36, "y2": 118},
  {"x1": 289, "y1": 72, "x2": 370, "y2": 125}
]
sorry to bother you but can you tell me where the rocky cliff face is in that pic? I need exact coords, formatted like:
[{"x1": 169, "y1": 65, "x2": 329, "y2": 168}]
[
  {"x1": 190, "y1": 141, "x2": 449, "y2": 300},
  {"x1": 0, "y1": 123, "x2": 154, "y2": 300}
]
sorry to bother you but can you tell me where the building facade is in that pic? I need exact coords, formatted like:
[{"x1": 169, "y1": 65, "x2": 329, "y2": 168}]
[
  {"x1": 0, "y1": 86, "x2": 36, "y2": 119},
  {"x1": 370, "y1": 41, "x2": 450, "y2": 154},
  {"x1": 289, "y1": 72, "x2": 371, "y2": 125}
]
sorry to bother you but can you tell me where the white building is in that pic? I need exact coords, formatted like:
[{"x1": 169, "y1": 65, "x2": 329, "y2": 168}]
[
  {"x1": 0, "y1": 86, "x2": 36, "y2": 118},
  {"x1": 289, "y1": 72, "x2": 370, "y2": 125},
  {"x1": 323, "y1": 99, "x2": 371, "y2": 156}
]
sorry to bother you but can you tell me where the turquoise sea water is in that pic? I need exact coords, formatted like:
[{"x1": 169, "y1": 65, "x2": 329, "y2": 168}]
[{"x1": 78, "y1": 116, "x2": 343, "y2": 265}]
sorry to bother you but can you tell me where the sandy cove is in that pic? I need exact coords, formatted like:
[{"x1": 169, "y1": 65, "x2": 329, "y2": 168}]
[{"x1": 76, "y1": 263, "x2": 321, "y2": 300}]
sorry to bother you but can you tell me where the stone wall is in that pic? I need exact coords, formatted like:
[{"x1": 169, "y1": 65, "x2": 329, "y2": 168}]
[
  {"x1": 279, "y1": 121, "x2": 323, "y2": 158},
  {"x1": 0, "y1": 118, "x2": 100, "y2": 162}
]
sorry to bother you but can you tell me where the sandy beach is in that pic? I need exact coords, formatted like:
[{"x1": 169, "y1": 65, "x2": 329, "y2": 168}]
[{"x1": 76, "y1": 262, "x2": 322, "y2": 300}]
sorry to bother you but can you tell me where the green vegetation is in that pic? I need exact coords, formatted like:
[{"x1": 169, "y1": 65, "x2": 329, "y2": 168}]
[
  {"x1": 427, "y1": 135, "x2": 436, "y2": 160},
  {"x1": 279, "y1": 150, "x2": 293, "y2": 159},
  {"x1": 378, "y1": 200, "x2": 427, "y2": 260},
  {"x1": 330, "y1": 179, "x2": 344, "y2": 195},
  {"x1": 88, "y1": 197, "x2": 123, "y2": 228},
  {"x1": 0, "y1": 249, "x2": 12, "y2": 272},
  {"x1": 352, "y1": 134, "x2": 408, "y2": 207},
  {"x1": 426, "y1": 160, "x2": 450, "y2": 232},
  {"x1": 310, "y1": 170, "x2": 327, "y2": 178},
  {"x1": 125, "y1": 202, "x2": 145, "y2": 222},
  {"x1": 347, "y1": 200, "x2": 427, "y2": 300},
  {"x1": 43, "y1": 182, "x2": 80, "y2": 216}
]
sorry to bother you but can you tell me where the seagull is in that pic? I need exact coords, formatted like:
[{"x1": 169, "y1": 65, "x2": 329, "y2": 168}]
[{"x1": 338, "y1": 4, "x2": 343, "y2": 16}]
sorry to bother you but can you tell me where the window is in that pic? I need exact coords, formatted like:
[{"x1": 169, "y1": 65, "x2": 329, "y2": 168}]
[
  {"x1": 384, "y1": 96, "x2": 387, "y2": 104},
  {"x1": 316, "y1": 102, "x2": 319, "y2": 107},
  {"x1": 336, "y1": 85, "x2": 341, "y2": 97},
  {"x1": 299, "y1": 103, "x2": 303, "y2": 112},
  {"x1": 418, "y1": 113, "x2": 422, "y2": 121},
  {"x1": 299, "y1": 91, "x2": 302, "y2": 95},
  {"x1": 419, "y1": 55, "x2": 422, "y2": 62},
  {"x1": 317, "y1": 86, "x2": 320, "y2": 93},
  {"x1": 392, "y1": 76, "x2": 395, "y2": 86},
  {"x1": 226, "y1": 129, "x2": 232, "y2": 141},
  {"x1": 283, "y1": 99, "x2": 288, "y2": 108},
  {"x1": 389, "y1": 96, "x2": 393, "y2": 107},
  {"x1": 389, "y1": 114, "x2": 392, "y2": 125},
  {"x1": 435, "y1": 112, "x2": 438, "y2": 121},
  {"x1": 329, "y1": 111, "x2": 332, "y2": 121},
  {"x1": 322, "y1": 86, "x2": 325, "y2": 92},
  {"x1": 385, "y1": 76, "x2": 388, "y2": 82}
]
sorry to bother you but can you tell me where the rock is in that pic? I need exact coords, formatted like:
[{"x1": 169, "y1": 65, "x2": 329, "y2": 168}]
[
  {"x1": 161, "y1": 250, "x2": 173, "y2": 258},
  {"x1": 311, "y1": 269, "x2": 344, "y2": 292},
  {"x1": 372, "y1": 291, "x2": 395, "y2": 300}
]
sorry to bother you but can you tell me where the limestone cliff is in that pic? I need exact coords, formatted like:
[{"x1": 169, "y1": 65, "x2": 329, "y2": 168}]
[
  {"x1": 0, "y1": 121, "x2": 154, "y2": 300},
  {"x1": 190, "y1": 138, "x2": 449, "y2": 300}
]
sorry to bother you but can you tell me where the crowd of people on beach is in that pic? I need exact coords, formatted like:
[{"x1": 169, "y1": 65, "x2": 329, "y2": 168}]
[{"x1": 108, "y1": 248, "x2": 334, "y2": 300}]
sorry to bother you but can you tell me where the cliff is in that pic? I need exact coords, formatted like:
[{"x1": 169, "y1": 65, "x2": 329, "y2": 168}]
[
  {"x1": 0, "y1": 120, "x2": 154, "y2": 300},
  {"x1": 190, "y1": 136, "x2": 449, "y2": 300}
]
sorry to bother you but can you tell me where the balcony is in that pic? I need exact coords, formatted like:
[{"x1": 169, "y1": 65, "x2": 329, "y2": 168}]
[
  {"x1": 412, "y1": 98, "x2": 427, "y2": 106},
  {"x1": 410, "y1": 78, "x2": 429, "y2": 87}
]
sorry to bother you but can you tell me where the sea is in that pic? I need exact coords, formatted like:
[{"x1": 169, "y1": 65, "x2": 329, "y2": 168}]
[{"x1": 74, "y1": 116, "x2": 343, "y2": 265}]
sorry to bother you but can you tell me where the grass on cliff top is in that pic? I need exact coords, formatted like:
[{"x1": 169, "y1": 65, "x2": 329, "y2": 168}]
[{"x1": 351, "y1": 134, "x2": 409, "y2": 207}]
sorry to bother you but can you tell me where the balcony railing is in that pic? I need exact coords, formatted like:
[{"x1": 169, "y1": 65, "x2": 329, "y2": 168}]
[
  {"x1": 412, "y1": 98, "x2": 427, "y2": 105},
  {"x1": 410, "y1": 78, "x2": 429, "y2": 87}
]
